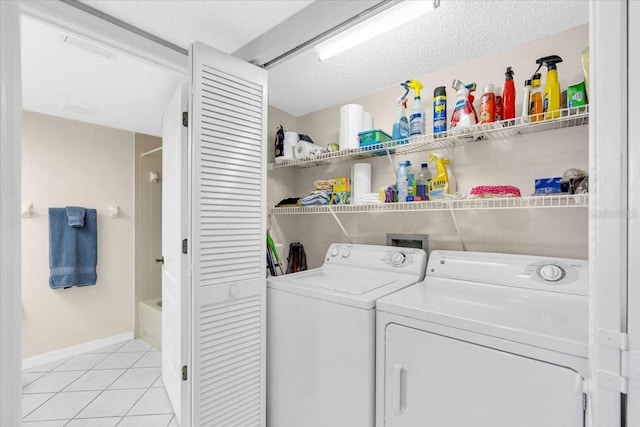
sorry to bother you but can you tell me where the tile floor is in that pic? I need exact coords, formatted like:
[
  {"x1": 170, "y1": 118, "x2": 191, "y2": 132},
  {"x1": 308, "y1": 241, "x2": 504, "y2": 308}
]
[{"x1": 22, "y1": 339, "x2": 177, "y2": 426}]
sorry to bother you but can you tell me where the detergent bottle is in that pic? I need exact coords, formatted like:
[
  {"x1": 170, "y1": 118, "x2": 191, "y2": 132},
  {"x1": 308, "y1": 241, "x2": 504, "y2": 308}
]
[
  {"x1": 521, "y1": 78, "x2": 532, "y2": 119},
  {"x1": 392, "y1": 82, "x2": 410, "y2": 141},
  {"x1": 428, "y1": 153, "x2": 454, "y2": 199},
  {"x1": 529, "y1": 73, "x2": 544, "y2": 122},
  {"x1": 450, "y1": 80, "x2": 478, "y2": 129},
  {"x1": 406, "y1": 79, "x2": 425, "y2": 136},
  {"x1": 397, "y1": 161, "x2": 410, "y2": 202},
  {"x1": 535, "y1": 55, "x2": 563, "y2": 119}
]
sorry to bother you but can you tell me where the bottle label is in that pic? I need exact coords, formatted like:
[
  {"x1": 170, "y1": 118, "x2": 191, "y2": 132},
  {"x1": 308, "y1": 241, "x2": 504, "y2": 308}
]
[
  {"x1": 543, "y1": 96, "x2": 549, "y2": 113},
  {"x1": 399, "y1": 117, "x2": 409, "y2": 138},
  {"x1": 409, "y1": 112, "x2": 424, "y2": 136},
  {"x1": 397, "y1": 178, "x2": 409, "y2": 202},
  {"x1": 433, "y1": 97, "x2": 447, "y2": 133}
]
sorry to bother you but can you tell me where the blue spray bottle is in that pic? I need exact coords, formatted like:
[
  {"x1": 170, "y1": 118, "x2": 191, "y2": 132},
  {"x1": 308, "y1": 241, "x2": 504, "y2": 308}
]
[{"x1": 392, "y1": 82, "x2": 410, "y2": 141}]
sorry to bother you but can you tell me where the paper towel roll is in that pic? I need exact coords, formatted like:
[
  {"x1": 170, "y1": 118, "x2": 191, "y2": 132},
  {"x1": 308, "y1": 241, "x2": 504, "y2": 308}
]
[
  {"x1": 363, "y1": 112, "x2": 373, "y2": 131},
  {"x1": 339, "y1": 104, "x2": 364, "y2": 150},
  {"x1": 294, "y1": 140, "x2": 325, "y2": 160},
  {"x1": 351, "y1": 163, "x2": 372, "y2": 204}
]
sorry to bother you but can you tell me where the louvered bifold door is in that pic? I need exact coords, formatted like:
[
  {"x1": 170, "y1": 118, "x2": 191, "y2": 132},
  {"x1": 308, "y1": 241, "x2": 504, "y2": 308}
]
[{"x1": 189, "y1": 42, "x2": 267, "y2": 427}]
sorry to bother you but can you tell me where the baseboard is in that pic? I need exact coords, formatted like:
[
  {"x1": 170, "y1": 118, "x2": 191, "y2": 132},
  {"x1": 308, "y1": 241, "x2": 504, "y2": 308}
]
[{"x1": 22, "y1": 331, "x2": 134, "y2": 370}]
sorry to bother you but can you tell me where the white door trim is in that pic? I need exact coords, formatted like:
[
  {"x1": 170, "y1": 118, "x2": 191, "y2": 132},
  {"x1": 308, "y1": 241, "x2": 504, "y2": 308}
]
[
  {"x1": 0, "y1": 1, "x2": 188, "y2": 424},
  {"x1": 589, "y1": 0, "x2": 628, "y2": 425},
  {"x1": 0, "y1": 1, "x2": 23, "y2": 425}
]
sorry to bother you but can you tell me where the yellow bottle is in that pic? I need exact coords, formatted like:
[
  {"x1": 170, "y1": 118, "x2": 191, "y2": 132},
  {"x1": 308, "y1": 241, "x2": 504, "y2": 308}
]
[
  {"x1": 536, "y1": 55, "x2": 563, "y2": 120},
  {"x1": 427, "y1": 153, "x2": 451, "y2": 200}
]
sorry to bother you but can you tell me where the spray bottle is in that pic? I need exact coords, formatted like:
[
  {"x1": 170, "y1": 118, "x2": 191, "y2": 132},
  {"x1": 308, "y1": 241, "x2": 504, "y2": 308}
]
[
  {"x1": 428, "y1": 153, "x2": 455, "y2": 199},
  {"x1": 450, "y1": 80, "x2": 478, "y2": 129},
  {"x1": 503, "y1": 66, "x2": 516, "y2": 120},
  {"x1": 535, "y1": 55, "x2": 563, "y2": 119},
  {"x1": 392, "y1": 83, "x2": 410, "y2": 141},
  {"x1": 406, "y1": 79, "x2": 425, "y2": 136}
]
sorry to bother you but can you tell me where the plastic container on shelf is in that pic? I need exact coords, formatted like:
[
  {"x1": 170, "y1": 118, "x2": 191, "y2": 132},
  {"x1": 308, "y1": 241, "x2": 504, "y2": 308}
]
[
  {"x1": 416, "y1": 163, "x2": 432, "y2": 201},
  {"x1": 358, "y1": 129, "x2": 393, "y2": 148},
  {"x1": 397, "y1": 161, "x2": 410, "y2": 203}
]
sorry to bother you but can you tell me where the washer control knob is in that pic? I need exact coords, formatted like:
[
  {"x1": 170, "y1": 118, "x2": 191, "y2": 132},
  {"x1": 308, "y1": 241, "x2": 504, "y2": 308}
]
[
  {"x1": 540, "y1": 264, "x2": 564, "y2": 282},
  {"x1": 330, "y1": 248, "x2": 339, "y2": 257},
  {"x1": 342, "y1": 249, "x2": 351, "y2": 258},
  {"x1": 391, "y1": 251, "x2": 406, "y2": 266}
]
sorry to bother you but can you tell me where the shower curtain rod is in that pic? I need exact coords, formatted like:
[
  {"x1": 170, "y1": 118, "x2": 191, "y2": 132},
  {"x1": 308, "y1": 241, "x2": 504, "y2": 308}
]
[{"x1": 141, "y1": 146, "x2": 162, "y2": 157}]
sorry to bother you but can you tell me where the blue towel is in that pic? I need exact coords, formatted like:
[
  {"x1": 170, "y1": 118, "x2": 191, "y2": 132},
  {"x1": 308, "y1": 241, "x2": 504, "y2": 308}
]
[
  {"x1": 49, "y1": 207, "x2": 97, "y2": 289},
  {"x1": 65, "y1": 206, "x2": 85, "y2": 227}
]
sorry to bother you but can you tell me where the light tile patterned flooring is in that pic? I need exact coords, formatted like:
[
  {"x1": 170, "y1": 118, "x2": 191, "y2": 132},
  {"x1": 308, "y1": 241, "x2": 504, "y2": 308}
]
[{"x1": 22, "y1": 339, "x2": 177, "y2": 426}]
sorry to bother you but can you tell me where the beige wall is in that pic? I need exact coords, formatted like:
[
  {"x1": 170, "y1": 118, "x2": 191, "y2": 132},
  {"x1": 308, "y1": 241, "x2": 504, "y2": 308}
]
[
  {"x1": 134, "y1": 134, "x2": 162, "y2": 337},
  {"x1": 269, "y1": 24, "x2": 589, "y2": 269},
  {"x1": 22, "y1": 111, "x2": 135, "y2": 358}
]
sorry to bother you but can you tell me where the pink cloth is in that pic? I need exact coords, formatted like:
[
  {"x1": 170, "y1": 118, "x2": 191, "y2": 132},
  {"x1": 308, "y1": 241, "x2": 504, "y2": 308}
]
[{"x1": 470, "y1": 185, "x2": 521, "y2": 197}]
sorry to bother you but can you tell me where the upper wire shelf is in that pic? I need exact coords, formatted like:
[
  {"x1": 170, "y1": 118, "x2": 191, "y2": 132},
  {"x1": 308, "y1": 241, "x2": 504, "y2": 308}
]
[
  {"x1": 271, "y1": 106, "x2": 589, "y2": 169},
  {"x1": 270, "y1": 194, "x2": 589, "y2": 215}
]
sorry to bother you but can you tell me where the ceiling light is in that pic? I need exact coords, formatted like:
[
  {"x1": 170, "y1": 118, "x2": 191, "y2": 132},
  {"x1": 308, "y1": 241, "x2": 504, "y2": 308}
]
[
  {"x1": 314, "y1": 0, "x2": 439, "y2": 61},
  {"x1": 61, "y1": 34, "x2": 117, "y2": 60}
]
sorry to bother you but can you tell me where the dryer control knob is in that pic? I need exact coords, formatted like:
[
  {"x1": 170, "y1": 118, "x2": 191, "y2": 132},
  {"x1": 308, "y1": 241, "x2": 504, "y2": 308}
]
[
  {"x1": 342, "y1": 249, "x2": 351, "y2": 258},
  {"x1": 540, "y1": 264, "x2": 564, "y2": 282},
  {"x1": 391, "y1": 251, "x2": 406, "y2": 266},
  {"x1": 330, "y1": 248, "x2": 339, "y2": 257}
]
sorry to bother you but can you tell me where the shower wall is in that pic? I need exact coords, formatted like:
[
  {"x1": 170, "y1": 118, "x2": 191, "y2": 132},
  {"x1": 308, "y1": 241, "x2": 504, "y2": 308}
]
[{"x1": 134, "y1": 134, "x2": 162, "y2": 338}]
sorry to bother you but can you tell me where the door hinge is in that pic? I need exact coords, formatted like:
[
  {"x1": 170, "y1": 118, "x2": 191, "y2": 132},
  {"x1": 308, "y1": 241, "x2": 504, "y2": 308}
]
[
  {"x1": 182, "y1": 238, "x2": 188, "y2": 254},
  {"x1": 182, "y1": 365, "x2": 188, "y2": 381},
  {"x1": 582, "y1": 392, "x2": 587, "y2": 411},
  {"x1": 182, "y1": 112, "x2": 188, "y2": 127},
  {"x1": 598, "y1": 329, "x2": 636, "y2": 394}
]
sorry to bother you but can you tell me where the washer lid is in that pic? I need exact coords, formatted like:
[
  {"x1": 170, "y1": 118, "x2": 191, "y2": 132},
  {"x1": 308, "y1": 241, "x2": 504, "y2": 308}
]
[
  {"x1": 268, "y1": 265, "x2": 421, "y2": 309},
  {"x1": 377, "y1": 278, "x2": 589, "y2": 357}
]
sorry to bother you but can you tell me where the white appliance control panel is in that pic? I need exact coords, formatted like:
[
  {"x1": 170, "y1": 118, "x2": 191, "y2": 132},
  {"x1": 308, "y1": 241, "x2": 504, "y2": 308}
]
[
  {"x1": 427, "y1": 251, "x2": 588, "y2": 296},
  {"x1": 324, "y1": 244, "x2": 427, "y2": 276}
]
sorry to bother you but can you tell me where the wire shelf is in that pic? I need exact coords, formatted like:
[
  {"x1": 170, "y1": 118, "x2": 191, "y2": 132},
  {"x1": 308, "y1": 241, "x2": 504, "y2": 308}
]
[
  {"x1": 270, "y1": 194, "x2": 589, "y2": 215},
  {"x1": 271, "y1": 106, "x2": 589, "y2": 169}
]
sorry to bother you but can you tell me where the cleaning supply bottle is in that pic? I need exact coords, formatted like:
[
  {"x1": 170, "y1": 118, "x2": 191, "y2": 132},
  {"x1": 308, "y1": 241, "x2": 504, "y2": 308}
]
[
  {"x1": 494, "y1": 86, "x2": 503, "y2": 122},
  {"x1": 478, "y1": 84, "x2": 496, "y2": 124},
  {"x1": 406, "y1": 79, "x2": 425, "y2": 136},
  {"x1": 529, "y1": 73, "x2": 544, "y2": 122},
  {"x1": 406, "y1": 160, "x2": 415, "y2": 202},
  {"x1": 416, "y1": 163, "x2": 432, "y2": 201},
  {"x1": 503, "y1": 66, "x2": 516, "y2": 120},
  {"x1": 535, "y1": 55, "x2": 563, "y2": 119},
  {"x1": 428, "y1": 153, "x2": 451, "y2": 200},
  {"x1": 522, "y1": 79, "x2": 532, "y2": 119},
  {"x1": 433, "y1": 86, "x2": 447, "y2": 134},
  {"x1": 397, "y1": 161, "x2": 409, "y2": 203},
  {"x1": 392, "y1": 83, "x2": 410, "y2": 141},
  {"x1": 450, "y1": 80, "x2": 478, "y2": 129}
]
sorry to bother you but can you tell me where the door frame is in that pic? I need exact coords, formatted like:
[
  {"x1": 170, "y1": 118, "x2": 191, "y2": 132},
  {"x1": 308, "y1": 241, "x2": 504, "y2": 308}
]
[{"x1": 0, "y1": 1, "x2": 188, "y2": 424}]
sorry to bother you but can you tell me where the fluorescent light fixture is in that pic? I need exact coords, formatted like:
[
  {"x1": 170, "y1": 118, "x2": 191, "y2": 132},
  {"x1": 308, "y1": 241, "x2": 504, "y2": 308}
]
[
  {"x1": 314, "y1": 0, "x2": 439, "y2": 61},
  {"x1": 61, "y1": 34, "x2": 117, "y2": 60}
]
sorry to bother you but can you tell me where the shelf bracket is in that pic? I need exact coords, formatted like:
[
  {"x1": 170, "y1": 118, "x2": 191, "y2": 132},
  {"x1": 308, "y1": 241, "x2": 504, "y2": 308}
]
[
  {"x1": 385, "y1": 148, "x2": 397, "y2": 174},
  {"x1": 328, "y1": 206, "x2": 353, "y2": 244}
]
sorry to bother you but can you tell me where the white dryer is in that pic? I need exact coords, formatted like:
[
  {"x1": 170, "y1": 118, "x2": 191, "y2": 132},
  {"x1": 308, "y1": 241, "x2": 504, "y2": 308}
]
[
  {"x1": 375, "y1": 250, "x2": 589, "y2": 427},
  {"x1": 267, "y1": 243, "x2": 427, "y2": 427}
]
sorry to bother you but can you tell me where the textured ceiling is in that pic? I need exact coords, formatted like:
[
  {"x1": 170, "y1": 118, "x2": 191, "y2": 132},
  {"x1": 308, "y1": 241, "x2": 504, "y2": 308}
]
[
  {"x1": 22, "y1": 0, "x2": 590, "y2": 135},
  {"x1": 268, "y1": 0, "x2": 590, "y2": 116},
  {"x1": 79, "y1": 0, "x2": 314, "y2": 53}
]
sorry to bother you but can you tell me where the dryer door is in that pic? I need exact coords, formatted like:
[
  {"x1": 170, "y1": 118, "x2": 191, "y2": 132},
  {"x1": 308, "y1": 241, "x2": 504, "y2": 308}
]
[{"x1": 384, "y1": 324, "x2": 585, "y2": 427}]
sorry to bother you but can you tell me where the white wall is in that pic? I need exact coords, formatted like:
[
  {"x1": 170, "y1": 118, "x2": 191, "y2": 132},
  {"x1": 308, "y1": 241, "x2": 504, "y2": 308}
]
[
  {"x1": 21, "y1": 111, "x2": 135, "y2": 358},
  {"x1": 269, "y1": 24, "x2": 589, "y2": 268}
]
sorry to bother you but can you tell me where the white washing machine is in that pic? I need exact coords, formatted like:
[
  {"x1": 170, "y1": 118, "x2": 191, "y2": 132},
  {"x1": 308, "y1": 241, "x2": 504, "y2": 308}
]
[
  {"x1": 375, "y1": 250, "x2": 589, "y2": 427},
  {"x1": 267, "y1": 243, "x2": 427, "y2": 427}
]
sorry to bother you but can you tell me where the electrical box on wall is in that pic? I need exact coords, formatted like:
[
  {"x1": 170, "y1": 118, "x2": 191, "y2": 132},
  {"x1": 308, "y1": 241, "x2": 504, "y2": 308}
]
[{"x1": 386, "y1": 233, "x2": 429, "y2": 254}]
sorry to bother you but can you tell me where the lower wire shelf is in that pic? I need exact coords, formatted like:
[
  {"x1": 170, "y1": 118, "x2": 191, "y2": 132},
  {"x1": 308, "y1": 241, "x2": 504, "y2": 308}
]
[{"x1": 270, "y1": 194, "x2": 589, "y2": 215}]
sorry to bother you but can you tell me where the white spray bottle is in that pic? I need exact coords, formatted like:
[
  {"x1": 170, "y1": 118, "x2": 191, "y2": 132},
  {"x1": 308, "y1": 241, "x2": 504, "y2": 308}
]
[{"x1": 406, "y1": 79, "x2": 425, "y2": 136}]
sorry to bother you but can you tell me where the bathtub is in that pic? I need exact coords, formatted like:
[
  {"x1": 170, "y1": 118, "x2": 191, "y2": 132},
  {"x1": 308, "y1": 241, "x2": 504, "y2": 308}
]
[{"x1": 139, "y1": 298, "x2": 162, "y2": 349}]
